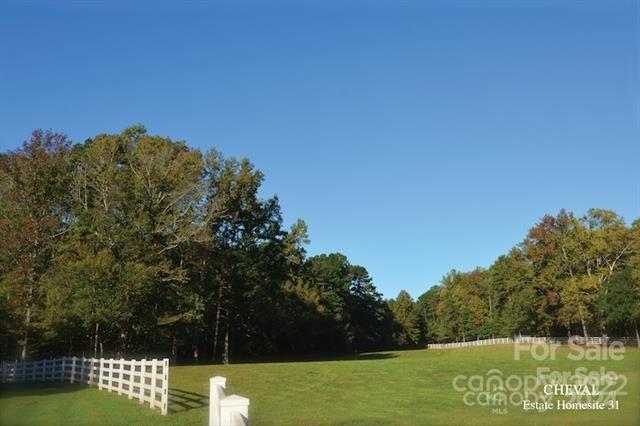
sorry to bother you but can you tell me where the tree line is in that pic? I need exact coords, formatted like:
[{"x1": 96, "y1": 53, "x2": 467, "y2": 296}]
[
  {"x1": 388, "y1": 210, "x2": 640, "y2": 346},
  {"x1": 1, "y1": 127, "x2": 638, "y2": 363},
  {"x1": 0, "y1": 127, "x2": 396, "y2": 362}
]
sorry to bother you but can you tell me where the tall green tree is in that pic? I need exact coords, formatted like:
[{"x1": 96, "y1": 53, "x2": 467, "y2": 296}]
[
  {"x1": 0, "y1": 130, "x2": 72, "y2": 360},
  {"x1": 595, "y1": 269, "x2": 639, "y2": 340},
  {"x1": 388, "y1": 290, "x2": 421, "y2": 346}
]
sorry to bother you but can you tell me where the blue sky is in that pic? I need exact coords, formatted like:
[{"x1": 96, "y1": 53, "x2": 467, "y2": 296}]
[{"x1": 1, "y1": 1, "x2": 639, "y2": 299}]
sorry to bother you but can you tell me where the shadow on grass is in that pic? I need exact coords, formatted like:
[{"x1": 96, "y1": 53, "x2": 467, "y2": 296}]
[
  {"x1": 168, "y1": 388, "x2": 208, "y2": 414},
  {"x1": 0, "y1": 382, "x2": 86, "y2": 398}
]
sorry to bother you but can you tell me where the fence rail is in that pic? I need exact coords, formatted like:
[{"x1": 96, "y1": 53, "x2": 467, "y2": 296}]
[
  {"x1": 0, "y1": 357, "x2": 169, "y2": 415},
  {"x1": 426, "y1": 336, "x2": 619, "y2": 349}
]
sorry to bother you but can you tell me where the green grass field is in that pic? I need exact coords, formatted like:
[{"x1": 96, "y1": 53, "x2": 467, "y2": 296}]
[{"x1": 1, "y1": 345, "x2": 638, "y2": 426}]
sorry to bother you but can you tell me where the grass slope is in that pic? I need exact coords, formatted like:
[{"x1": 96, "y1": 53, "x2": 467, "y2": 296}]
[{"x1": 1, "y1": 345, "x2": 638, "y2": 425}]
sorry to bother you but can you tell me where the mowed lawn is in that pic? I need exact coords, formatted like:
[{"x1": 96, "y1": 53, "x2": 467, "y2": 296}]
[{"x1": 1, "y1": 345, "x2": 638, "y2": 426}]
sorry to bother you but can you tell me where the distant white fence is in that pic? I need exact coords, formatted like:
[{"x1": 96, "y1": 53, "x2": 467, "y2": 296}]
[
  {"x1": 427, "y1": 337, "x2": 518, "y2": 349},
  {"x1": 427, "y1": 336, "x2": 610, "y2": 349},
  {"x1": 209, "y1": 376, "x2": 250, "y2": 426},
  {"x1": 0, "y1": 357, "x2": 169, "y2": 415}
]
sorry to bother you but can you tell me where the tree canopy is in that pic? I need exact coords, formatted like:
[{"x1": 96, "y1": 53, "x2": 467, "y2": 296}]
[{"x1": 0, "y1": 128, "x2": 396, "y2": 362}]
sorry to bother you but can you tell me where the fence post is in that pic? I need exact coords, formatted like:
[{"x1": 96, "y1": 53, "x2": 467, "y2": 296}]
[
  {"x1": 209, "y1": 376, "x2": 227, "y2": 426},
  {"x1": 107, "y1": 358, "x2": 114, "y2": 392},
  {"x1": 89, "y1": 358, "x2": 95, "y2": 385},
  {"x1": 99, "y1": 358, "x2": 104, "y2": 390},
  {"x1": 80, "y1": 357, "x2": 86, "y2": 384},
  {"x1": 71, "y1": 356, "x2": 77, "y2": 384},
  {"x1": 139, "y1": 359, "x2": 146, "y2": 404},
  {"x1": 118, "y1": 358, "x2": 124, "y2": 396},
  {"x1": 128, "y1": 360, "x2": 134, "y2": 400},
  {"x1": 60, "y1": 357, "x2": 66, "y2": 382},
  {"x1": 150, "y1": 359, "x2": 157, "y2": 409},
  {"x1": 94, "y1": 358, "x2": 99, "y2": 386},
  {"x1": 161, "y1": 359, "x2": 169, "y2": 415}
]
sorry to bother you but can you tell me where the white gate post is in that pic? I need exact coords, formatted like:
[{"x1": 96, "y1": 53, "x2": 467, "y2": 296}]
[{"x1": 209, "y1": 376, "x2": 227, "y2": 426}]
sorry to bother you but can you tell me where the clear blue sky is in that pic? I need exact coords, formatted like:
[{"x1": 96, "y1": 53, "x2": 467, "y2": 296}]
[{"x1": 1, "y1": 1, "x2": 639, "y2": 299}]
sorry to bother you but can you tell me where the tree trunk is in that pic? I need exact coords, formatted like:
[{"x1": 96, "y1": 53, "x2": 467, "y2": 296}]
[
  {"x1": 635, "y1": 321, "x2": 640, "y2": 350},
  {"x1": 580, "y1": 311, "x2": 588, "y2": 341},
  {"x1": 222, "y1": 328, "x2": 230, "y2": 365},
  {"x1": 212, "y1": 303, "x2": 221, "y2": 362},
  {"x1": 21, "y1": 306, "x2": 30, "y2": 361},
  {"x1": 93, "y1": 322, "x2": 100, "y2": 357},
  {"x1": 488, "y1": 294, "x2": 494, "y2": 338},
  {"x1": 119, "y1": 329, "x2": 128, "y2": 356},
  {"x1": 192, "y1": 328, "x2": 199, "y2": 363},
  {"x1": 171, "y1": 329, "x2": 178, "y2": 363},
  {"x1": 21, "y1": 282, "x2": 35, "y2": 361},
  {"x1": 212, "y1": 277, "x2": 225, "y2": 362}
]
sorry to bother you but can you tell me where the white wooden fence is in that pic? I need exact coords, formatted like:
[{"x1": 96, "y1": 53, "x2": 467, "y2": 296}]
[
  {"x1": 209, "y1": 376, "x2": 250, "y2": 426},
  {"x1": 427, "y1": 336, "x2": 609, "y2": 349},
  {"x1": 428, "y1": 337, "x2": 515, "y2": 349},
  {"x1": 0, "y1": 357, "x2": 169, "y2": 415}
]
